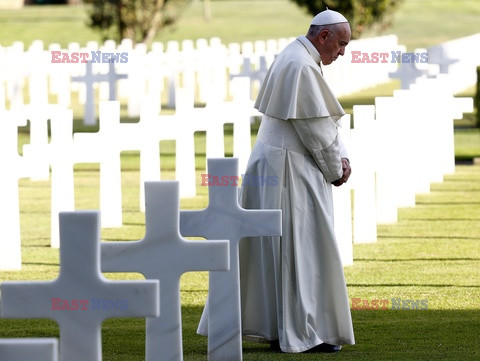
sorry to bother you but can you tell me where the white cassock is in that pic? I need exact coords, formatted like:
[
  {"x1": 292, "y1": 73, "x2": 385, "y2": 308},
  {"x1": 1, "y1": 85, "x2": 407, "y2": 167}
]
[{"x1": 237, "y1": 35, "x2": 355, "y2": 352}]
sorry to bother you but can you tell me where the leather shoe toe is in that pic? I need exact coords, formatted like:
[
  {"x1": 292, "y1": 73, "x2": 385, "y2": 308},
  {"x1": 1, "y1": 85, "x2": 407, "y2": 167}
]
[{"x1": 306, "y1": 343, "x2": 342, "y2": 353}]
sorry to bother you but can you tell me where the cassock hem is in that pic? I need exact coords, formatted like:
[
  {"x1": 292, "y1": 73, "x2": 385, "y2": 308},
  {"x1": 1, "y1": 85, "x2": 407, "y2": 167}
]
[
  {"x1": 242, "y1": 329, "x2": 355, "y2": 353},
  {"x1": 242, "y1": 330, "x2": 276, "y2": 342},
  {"x1": 281, "y1": 337, "x2": 356, "y2": 353}
]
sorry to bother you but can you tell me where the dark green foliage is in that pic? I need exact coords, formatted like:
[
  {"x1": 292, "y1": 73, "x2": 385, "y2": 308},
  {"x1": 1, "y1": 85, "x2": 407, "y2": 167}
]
[
  {"x1": 289, "y1": 0, "x2": 404, "y2": 39},
  {"x1": 83, "y1": 0, "x2": 192, "y2": 44}
]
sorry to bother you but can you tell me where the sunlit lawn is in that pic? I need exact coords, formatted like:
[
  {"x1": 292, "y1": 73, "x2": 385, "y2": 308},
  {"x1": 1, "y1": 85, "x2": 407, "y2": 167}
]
[{"x1": 0, "y1": 0, "x2": 479, "y2": 359}]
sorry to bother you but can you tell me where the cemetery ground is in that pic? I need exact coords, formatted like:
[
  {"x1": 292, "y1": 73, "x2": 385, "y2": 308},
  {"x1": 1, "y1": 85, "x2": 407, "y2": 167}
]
[
  {"x1": 0, "y1": 81, "x2": 479, "y2": 359},
  {"x1": 1, "y1": 0, "x2": 480, "y2": 359}
]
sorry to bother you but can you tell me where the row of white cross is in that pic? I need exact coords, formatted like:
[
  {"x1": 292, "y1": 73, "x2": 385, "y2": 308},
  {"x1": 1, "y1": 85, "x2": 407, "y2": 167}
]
[
  {"x1": 0, "y1": 75, "x2": 256, "y2": 268},
  {"x1": 0, "y1": 43, "x2": 476, "y2": 361},
  {"x1": 0, "y1": 72, "x2": 473, "y2": 359},
  {"x1": 0, "y1": 71, "x2": 474, "y2": 269},
  {"x1": 0, "y1": 157, "x2": 281, "y2": 361},
  {"x1": 331, "y1": 74, "x2": 473, "y2": 265},
  {"x1": 7, "y1": 33, "x2": 478, "y2": 127}
]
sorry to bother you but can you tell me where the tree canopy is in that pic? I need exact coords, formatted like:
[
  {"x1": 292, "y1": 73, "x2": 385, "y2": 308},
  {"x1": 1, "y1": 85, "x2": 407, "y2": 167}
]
[
  {"x1": 290, "y1": 0, "x2": 404, "y2": 39},
  {"x1": 84, "y1": 0, "x2": 192, "y2": 45}
]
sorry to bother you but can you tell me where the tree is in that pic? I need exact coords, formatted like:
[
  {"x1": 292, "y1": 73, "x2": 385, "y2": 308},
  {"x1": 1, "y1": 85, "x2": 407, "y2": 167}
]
[
  {"x1": 289, "y1": 0, "x2": 404, "y2": 39},
  {"x1": 83, "y1": 0, "x2": 192, "y2": 45}
]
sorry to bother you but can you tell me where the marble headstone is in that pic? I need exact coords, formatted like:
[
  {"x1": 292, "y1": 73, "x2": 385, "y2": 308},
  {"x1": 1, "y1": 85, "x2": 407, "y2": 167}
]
[
  {"x1": 71, "y1": 61, "x2": 127, "y2": 126},
  {"x1": 73, "y1": 101, "x2": 123, "y2": 227},
  {"x1": 71, "y1": 61, "x2": 100, "y2": 126},
  {"x1": 0, "y1": 338, "x2": 58, "y2": 361},
  {"x1": 21, "y1": 104, "x2": 54, "y2": 181},
  {"x1": 180, "y1": 158, "x2": 282, "y2": 361},
  {"x1": 374, "y1": 96, "x2": 399, "y2": 224},
  {"x1": 0, "y1": 109, "x2": 22, "y2": 270},
  {"x1": 332, "y1": 115, "x2": 353, "y2": 266},
  {"x1": 101, "y1": 181, "x2": 230, "y2": 361},
  {"x1": 49, "y1": 108, "x2": 75, "y2": 248},
  {"x1": 351, "y1": 105, "x2": 377, "y2": 243},
  {"x1": 0, "y1": 211, "x2": 160, "y2": 361},
  {"x1": 389, "y1": 61, "x2": 429, "y2": 90}
]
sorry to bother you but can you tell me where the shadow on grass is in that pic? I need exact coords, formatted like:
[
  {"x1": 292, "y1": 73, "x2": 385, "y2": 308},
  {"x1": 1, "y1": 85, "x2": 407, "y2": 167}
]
[
  {"x1": 182, "y1": 306, "x2": 480, "y2": 361},
  {"x1": 23, "y1": 262, "x2": 59, "y2": 267},
  {"x1": 355, "y1": 257, "x2": 480, "y2": 262},
  {"x1": 347, "y1": 283, "x2": 479, "y2": 288},
  {"x1": 378, "y1": 235, "x2": 480, "y2": 240},
  {"x1": 0, "y1": 307, "x2": 478, "y2": 360}
]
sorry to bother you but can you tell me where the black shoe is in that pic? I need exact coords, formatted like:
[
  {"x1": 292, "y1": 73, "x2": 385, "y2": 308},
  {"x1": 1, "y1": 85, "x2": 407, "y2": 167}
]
[
  {"x1": 305, "y1": 343, "x2": 342, "y2": 353},
  {"x1": 270, "y1": 340, "x2": 281, "y2": 352}
]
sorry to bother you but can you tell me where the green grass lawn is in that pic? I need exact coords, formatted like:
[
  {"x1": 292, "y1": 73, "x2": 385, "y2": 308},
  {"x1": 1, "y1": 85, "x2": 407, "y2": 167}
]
[
  {"x1": 0, "y1": 0, "x2": 479, "y2": 49},
  {"x1": 0, "y1": 1, "x2": 479, "y2": 359},
  {"x1": 0, "y1": 142, "x2": 479, "y2": 360}
]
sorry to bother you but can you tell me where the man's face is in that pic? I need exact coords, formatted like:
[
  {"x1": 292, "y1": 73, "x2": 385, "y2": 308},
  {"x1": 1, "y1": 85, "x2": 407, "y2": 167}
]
[{"x1": 319, "y1": 23, "x2": 351, "y2": 65}]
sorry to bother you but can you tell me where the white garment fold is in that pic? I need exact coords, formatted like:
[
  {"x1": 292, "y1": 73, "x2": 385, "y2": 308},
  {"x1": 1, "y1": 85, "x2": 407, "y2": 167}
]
[
  {"x1": 238, "y1": 115, "x2": 355, "y2": 353},
  {"x1": 197, "y1": 33, "x2": 355, "y2": 354}
]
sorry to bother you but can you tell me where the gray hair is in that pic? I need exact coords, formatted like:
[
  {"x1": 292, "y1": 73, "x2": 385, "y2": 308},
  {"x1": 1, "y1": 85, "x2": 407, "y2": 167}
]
[{"x1": 307, "y1": 24, "x2": 341, "y2": 37}]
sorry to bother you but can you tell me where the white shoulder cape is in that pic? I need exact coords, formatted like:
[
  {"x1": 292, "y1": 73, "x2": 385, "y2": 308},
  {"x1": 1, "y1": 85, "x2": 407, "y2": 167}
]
[{"x1": 254, "y1": 36, "x2": 345, "y2": 121}]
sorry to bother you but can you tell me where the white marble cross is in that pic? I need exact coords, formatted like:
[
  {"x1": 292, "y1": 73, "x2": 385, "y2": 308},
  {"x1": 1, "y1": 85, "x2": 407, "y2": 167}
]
[
  {"x1": 391, "y1": 89, "x2": 426, "y2": 208},
  {"x1": 224, "y1": 77, "x2": 258, "y2": 175},
  {"x1": 427, "y1": 45, "x2": 458, "y2": 74},
  {"x1": 71, "y1": 61, "x2": 127, "y2": 126},
  {"x1": 180, "y1": 158, "x2": 282, "y2": 361},
  {"x1": 351, "y1": 105, "x2": 377, "y2": 243},
  {"x1": 27, "y1": 40, "x2": 49, "y2": 106},
  {"x1": 145, "y1": 43, "x2": 165, "y2": 114},
  {"x1": 0, "y1": 211, "x2": 160, "y2": 361},
  {"x1": 49, "y1": 108, "x2": 75, "y2": 248},
  {"x1": 174, "y1": 88, "x2": 211, "y2": 198},
  {"x1": 126, "y1": 43, "x2": 148, "y2": 117},
  {"x1": 389, "y1": 62, "x2": 429, "y2": 90},
  {"x1": 21, "y1": 104, "x2": 55, "y2": 181},
  {"x1": 0, "y1": 109, "x2": 22, "y2": 270},
  {"x1": 137, "y1": 97, "x2": 177, "y2": 211},
  {"x1": 419, "y1": 76, "x2": 473, "y2": 176},
  {"x1": 230, "y1": 56, "x2": 268, "y2": 97},
  {"x1": 71, "y1": 61, "x2": 99, "y2": 126},
  {"x1": 374, "y1": 96, "x2": 399, "y2": 224},
  {"x1": 103, "y1": 61, "x2": 128, "y2": 101},
  {"x1": 48, "y1": 43, "x2": 72, "y2": 108},
  {"x1": 0, "y1": 339, "x2": 58, "y2": 361},
  {"x1": 73, "y1": 101, "x2": 123, "y2": 227},
  {"x1": 5, "y1": 42, "x2": 25, "y2": 108},
  {"x1": 101, "y1": 181, "x2": 230, "y2": 361},
  {"x1": 333, "y1": 115, "x2": 353, "y2": 266}
]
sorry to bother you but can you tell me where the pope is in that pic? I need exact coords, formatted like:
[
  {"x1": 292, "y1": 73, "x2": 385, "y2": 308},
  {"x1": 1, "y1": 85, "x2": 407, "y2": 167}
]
[{"x1": 237, "y1": 8, "x2": 355, "y2": 353}]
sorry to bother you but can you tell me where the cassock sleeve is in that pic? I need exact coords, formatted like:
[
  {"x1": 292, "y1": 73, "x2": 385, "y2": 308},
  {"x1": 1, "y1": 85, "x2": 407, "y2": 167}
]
[
  {"x1": 338, "y1": 132, "x2": 349, "y2": 160},
  {"x1": 290, "y1": 116, "x2": 343, "y2": 183}
]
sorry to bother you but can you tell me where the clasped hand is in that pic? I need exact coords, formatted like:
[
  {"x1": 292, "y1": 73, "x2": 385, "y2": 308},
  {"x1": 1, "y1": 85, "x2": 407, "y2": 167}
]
[{"x1": 332, "y1": 158, "x2": 351, "y2": 187}]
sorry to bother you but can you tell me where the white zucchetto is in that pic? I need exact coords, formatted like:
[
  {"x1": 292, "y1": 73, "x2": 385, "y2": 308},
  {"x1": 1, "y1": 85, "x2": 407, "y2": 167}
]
[{"x1": 311, "y1": 9, "x2": 348, "y2": 25}]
